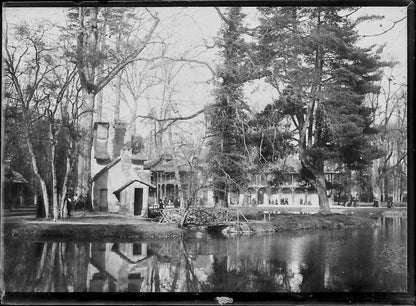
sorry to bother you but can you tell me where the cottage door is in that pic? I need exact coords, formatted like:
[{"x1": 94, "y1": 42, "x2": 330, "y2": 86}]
[
  {"x1": 134, "y1": 188, "x2": 143, "y2": 215},
  {"x1": 99, "y1": 189, "x2": 108, "y2": 211}
]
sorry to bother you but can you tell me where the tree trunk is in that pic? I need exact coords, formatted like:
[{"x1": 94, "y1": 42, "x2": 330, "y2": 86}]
[
  {"x1": 300, "y1": 150, "x2": 331, "y2": 214},
  {"x1": 96, "y1": 90, "x2": 103, "y2": 122},
  {"x1": 315, "y1": 173, "x2": 331, "y2": 214},
  {"x1": 130, "y1": 98, "x2": 138, "y2": 136},
  {"x1": 168, "y1": 128, "x2": 185, "y2": 209},
  {"x1": 114, "y1": 75, "x2": 122, "y2": 122},
  {"x1": 49, "y1": 124, "x2": 59, "y2": 221},
  {"x1": 60, "y1": 153, "x2": 74, "y2": 218},
  {"x1": 174, "y1": 167, "x2": 185, "y2": 209},
  {"x1": 76, "y1": 90, "x2": 95, "y2": 210},
  {"x1": 153, "y1": 257, "x2": 160, "y2": 292},
  {"x1": 26, "y1": 134, "x2": 50, "y2": 218},
  {"x1": 383, "y1": 175, "x2": 389, "y2": 202},
  {"x1": 346, "y1": 168, "x2": 352, "y2": 204}
]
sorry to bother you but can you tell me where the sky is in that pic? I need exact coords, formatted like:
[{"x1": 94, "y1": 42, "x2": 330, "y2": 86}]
[{"x1": 3, "y1": 6, "x2": 408, "y2": 141}]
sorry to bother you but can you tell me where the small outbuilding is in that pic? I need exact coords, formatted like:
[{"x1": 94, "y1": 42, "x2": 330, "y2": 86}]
[
  {"x1": 92, "y1": 149, "x2": 155, "y2": 217},
  {"x1": 3, "y1": 168, "x2": 29, "y2": 209}
]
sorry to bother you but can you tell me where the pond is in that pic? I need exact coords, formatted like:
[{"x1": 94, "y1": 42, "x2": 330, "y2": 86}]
[{"x1": 4, "y1": 215, "x2": 407, "y2": 293}]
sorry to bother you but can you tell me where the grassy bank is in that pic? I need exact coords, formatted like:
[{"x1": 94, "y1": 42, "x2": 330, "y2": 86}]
[
  {"x1": 221, "y1": 212, "x2": 381, "y2": 234},
  {"x1": 3, "y1": 212, "x2": 184, "y2": 241},
  {"x1": 269, "y1": 213, "x2": 380, "y2": 231},
  {"x1": 3, "y1": 208, "x2": 394, "y2": 240}
]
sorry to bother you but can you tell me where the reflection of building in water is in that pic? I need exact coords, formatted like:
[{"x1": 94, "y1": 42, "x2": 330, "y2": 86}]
[
  {"x1": 87, "y1": 242, "x2": 150, "y2": 292},
  {"x1": 87, "y1": 241, "x2": 215, "y2": 292}
]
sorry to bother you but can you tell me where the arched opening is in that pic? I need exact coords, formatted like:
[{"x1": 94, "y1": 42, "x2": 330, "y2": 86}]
[
  {"x1": 257, "y1": 187, "x2": 267, "y2": 205},
  {"x1": 281, "y1": 188, "x2": 292, "y2": 205},
  {"x1": 294, "y1": 188, "x2": 305, "y2": 206}
]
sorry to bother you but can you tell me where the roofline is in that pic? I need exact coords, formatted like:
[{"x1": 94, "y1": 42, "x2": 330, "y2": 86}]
[
  {"x1": 111, "y1": 243, "x2": 151, "y2": 264},
  {"x1": 92, "y1": 156, "x2": 121, "y2": 182},
  {"x1": 113, "y1": 179, "x2": 156, "y2": 194}
]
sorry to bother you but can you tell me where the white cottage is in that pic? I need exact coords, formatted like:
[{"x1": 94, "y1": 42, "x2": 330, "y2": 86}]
[{"x1": 92, "y1": 149, "x2": 155, "y2": 216}]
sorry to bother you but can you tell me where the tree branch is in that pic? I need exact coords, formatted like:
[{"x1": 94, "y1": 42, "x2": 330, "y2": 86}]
[
  {"x1": 214, "y1": 7, "x2": 233, "y2": 27},
  {"x1": 360, "y1": 16, "x2": 406, "y2": 37},
  {"x1": 95, "y1": 15, "x2": 160, "y2": 93},
  {"x1": 137, "y1": 107, "x2": 206, "y2": 122}
]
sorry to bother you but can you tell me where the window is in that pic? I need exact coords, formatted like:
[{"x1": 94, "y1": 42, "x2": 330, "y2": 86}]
[
  {"x1": 96, "y1": 123, "x2": 109, "y2": 140},
  {"x1": 133, "y1": 243, "x2": 142, "y2": 255}
]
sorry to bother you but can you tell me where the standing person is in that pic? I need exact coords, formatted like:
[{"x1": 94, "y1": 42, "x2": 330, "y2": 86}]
[
  {"x1": 353, "y1": 196, "x2": 358, "y2": 207},
  {"x1": 387, "y1": 197, "x2": 394, "y2": 208},
  {"x1": 66, "y1": 195, "x2": 73, "y2": 217},
  {"x1": 284, "y1": 198, "x2": 289, "y2": 205},
  {"x1": 158, "y1": 198, "x2": 164, "y2": 210},
  {"x1": 174, "y1": 197, "x2": 180, "y2": 208}
]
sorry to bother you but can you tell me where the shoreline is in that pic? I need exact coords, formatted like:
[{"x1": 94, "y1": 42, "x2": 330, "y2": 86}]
[{"x1": 3, "y1": 208, "x2": 404, "y2": 240}]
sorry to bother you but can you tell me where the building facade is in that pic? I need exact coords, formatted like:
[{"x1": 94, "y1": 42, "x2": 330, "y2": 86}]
[
  {"x1": 91, "y1": 120, "x2": 344, "y2": 213},
  {"x1": 91, "y1": 121, "x2": 155, "y2": 216}
]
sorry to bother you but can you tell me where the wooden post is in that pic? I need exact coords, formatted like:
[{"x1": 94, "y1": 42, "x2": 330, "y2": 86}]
[
  {"x1": 291, "y1": 187, "x2": 295, "y2": 206},
  {"x1": 163, "y1": 174, "x2": 167, "y2": 199},
  {"x1": 156, "y1": 172, "x2": 159, "y2": 202}
]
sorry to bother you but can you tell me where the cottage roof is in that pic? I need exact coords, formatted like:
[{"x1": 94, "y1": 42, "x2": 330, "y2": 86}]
[
  {"x1": 90, "y1": 258, "x2": 117, "y2": 282},
  {"x1": 4, "y1": 169, "x2": 28, "y2": 184},
  {"x1": 151, "y1": 157, "x2": 191, "y2": 172},
  {"x1": 111, "y1": 243, "x2": 152, "y2": 264},
  {"x1": 143, "y1": 155, "x2": 164, "y2": 169},
  {"x1": 92, "y1": 157, "x2": 122, "y2": 181},
  {"x1": 113, "y1": 179, "x2": 156, "y2": 194},
  {"x1": 94, "y1": 152, "x2": 170, "y2": 181}
]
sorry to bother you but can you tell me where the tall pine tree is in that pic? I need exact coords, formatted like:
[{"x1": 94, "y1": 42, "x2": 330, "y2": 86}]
[
  {"x1": 207, "y1": 8, "x2": 252, "y2": 207},
  {"x1": 255, "y1": 7, "x2": 386, "y2": 213}
]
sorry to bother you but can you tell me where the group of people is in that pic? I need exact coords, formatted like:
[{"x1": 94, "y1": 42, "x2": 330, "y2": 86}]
[
  {"x1": 373, "y1": 197, "x2": 394, "y2": 208},
  {"x1": 158, "y1": 197, "x2": 180, "y2": 209}
]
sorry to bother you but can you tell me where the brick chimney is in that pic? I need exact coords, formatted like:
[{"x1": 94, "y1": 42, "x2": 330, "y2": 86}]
[
  {"x1": 131, "y1": 135, "x2": 147, "y2": 165},
  {"x1": 93, "y1": 122, "x2": 110, "y2": 164}
]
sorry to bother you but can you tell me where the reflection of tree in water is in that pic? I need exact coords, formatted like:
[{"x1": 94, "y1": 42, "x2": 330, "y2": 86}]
[
  {"x1": 206, "y1": 250, "x2": 294, "y2": 292},
  {"x1": 146, "y1": 235, "x2": 301, "y2": 292},
  {"x1": 5, "y1": 221, "x2": 407, "y2": 293},
  {"x1": 4, "y1": 241, "x2": 90, "y2": 292},
  {"x1": 299, "y1": 225, "x2": 407, "y2": 293},
  {"x1": 299, "y1": 234, "x2": 328, "y2": 292},
  {"x1": 205, "y1": 255, "x2": 295, "y2": 292},
  {"x1": 147, "y1": 238, "x2": 204, "y2": 292}
]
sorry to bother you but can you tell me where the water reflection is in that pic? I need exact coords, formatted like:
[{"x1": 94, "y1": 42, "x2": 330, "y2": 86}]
[{"x1": 4, "y1": 216, "x2": 407, "y2": 292}]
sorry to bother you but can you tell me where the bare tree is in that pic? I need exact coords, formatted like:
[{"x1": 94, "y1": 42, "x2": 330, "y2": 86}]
[
  {"x1": 4, "y1": 22, "x2": 59, "y2": 218},
  {"x1": 4, "y1": 21, "x2": 84, "y2": 220},
  {"x1": 68, "y1": 7, "x2": 160, "y2": 208},
  {"x1": 368, "y1": 74, "x2": 407, "y2": 203}
]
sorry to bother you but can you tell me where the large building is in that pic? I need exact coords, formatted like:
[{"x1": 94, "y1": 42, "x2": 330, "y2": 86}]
[
  {"x1": 148, "y1": 155, "x2": 343, "y2": 208},
  {"x1": 91, "y1": 120, "x2": 345, "y2": 215}
]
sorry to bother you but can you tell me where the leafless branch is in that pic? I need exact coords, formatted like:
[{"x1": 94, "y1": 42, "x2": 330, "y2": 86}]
[
  {"x1": 360, "y1": 16, "x2": 406, "y2": 37},
  {"x1": 137, "y1": 107, "x2": 206, "y2": 123},
  {"x1": 95, "y1": 16, "x2": 160, "y2": 93}
]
